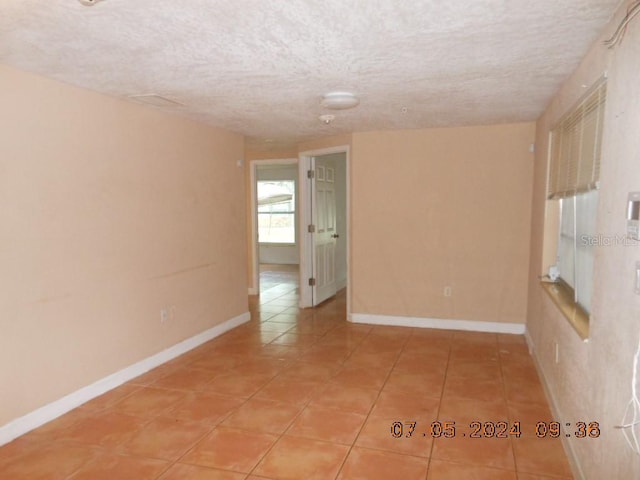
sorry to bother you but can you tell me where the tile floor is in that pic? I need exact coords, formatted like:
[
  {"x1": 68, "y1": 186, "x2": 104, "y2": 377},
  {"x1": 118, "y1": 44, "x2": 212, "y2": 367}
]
[{"x1": 0, "y1": 267, "x2": 574, "y2": 479}]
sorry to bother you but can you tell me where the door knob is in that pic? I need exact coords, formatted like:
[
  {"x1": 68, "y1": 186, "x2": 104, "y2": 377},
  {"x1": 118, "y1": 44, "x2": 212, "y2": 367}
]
[{"x1": 332, "y1": 234, "x2": 340, "y2": 238}]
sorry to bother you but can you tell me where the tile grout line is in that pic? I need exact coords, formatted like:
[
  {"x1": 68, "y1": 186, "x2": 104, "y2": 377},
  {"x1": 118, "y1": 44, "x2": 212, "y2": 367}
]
[
  {"x1": 498, "y1": 338, "x2": 521, "y2": 478},
  {"x1": 244, "y1": 291, "x2": 353, "y2": 478},
  {"x1": 331, "y1": 325, "x2": 412, "y2": 479},
  {"x1": 242, "y1": 312, "x2": 368, "y2": 479},
  {"x1": 158, "y1": 306, "x2": 337, "y2": 476},
  {"x1": 423, "y1": 329, "x2": 454, "y2": 480},
  {"x1": 146, "y1": 295, "x2": 291, "y2": 479}
]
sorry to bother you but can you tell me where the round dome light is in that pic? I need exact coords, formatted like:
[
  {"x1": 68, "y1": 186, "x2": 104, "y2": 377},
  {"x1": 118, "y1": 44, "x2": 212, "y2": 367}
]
[{"x1": 321, "y1": 92, "x2": 360, "y2": 110}]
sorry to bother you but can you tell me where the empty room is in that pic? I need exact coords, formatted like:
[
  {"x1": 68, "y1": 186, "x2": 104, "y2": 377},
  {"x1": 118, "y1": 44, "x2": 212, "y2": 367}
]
[{"x1": 1, "y1": 1, "x2": 639, "y2": 479}]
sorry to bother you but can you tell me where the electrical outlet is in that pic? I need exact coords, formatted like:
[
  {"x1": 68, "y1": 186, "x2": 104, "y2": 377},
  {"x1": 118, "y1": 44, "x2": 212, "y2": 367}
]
[
  {"x1": 160, "y1": 308, "x2": 169, "y2": 324},
  {"x1": 444, "y1": 286, "x2": 452, "y2": 297}
]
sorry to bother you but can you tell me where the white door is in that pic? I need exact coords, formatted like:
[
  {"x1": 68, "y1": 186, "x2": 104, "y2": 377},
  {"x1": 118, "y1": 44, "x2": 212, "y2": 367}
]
[{"x1": 311, "y1": 156, "x2": 338, "y2": 305}]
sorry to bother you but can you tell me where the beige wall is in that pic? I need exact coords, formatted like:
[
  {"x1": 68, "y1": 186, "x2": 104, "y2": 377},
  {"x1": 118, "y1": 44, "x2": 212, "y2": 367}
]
[
  {"x1": 351, "y1": 124, "x2": 535, "y2": 324},
  {"x1": 297, "y1": 134, "x2": 352, "y2": 154},
  {"x1": 526, "y1": 3, "x2": 640, "y2": 478},
  {"x1": 0, "y1": 65, "x2": 247, "y2": 426},
  {"x1": 245, "y1": 146, "x2": 298, "y2": 162},
  {"x1": 246, "y1": 125, "x2": 534, "y2": 324}
]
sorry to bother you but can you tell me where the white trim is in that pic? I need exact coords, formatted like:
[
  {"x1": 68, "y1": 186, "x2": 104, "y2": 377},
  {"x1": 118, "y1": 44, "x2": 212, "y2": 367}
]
[
  {"x1": 351, "y1": 313, "x2": 526, "y2": 334},
  {"x1": 0, "y1": 311, "x2": 250, "y2": 447},
  {"x1": 298, "y1": 154, "x2": 313, "y2": 308},
  {"x1": 524, "y1": 328, "x2": 535, "y2": 353}
]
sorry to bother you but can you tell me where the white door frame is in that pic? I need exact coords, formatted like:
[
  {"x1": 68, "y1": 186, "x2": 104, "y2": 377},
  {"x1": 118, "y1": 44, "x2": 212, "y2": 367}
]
[
  {"x1": 298, "y1": 145, "x2": 351, "y2": 319},
  {"x1": 248, "y1": 158, "x2": 298, "y2": 295}
]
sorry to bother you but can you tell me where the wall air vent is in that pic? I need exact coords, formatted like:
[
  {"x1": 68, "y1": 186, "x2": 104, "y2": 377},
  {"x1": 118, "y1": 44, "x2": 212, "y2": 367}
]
[{"x1": 126, "y1": 94, "x2": 185, "y2": 108}]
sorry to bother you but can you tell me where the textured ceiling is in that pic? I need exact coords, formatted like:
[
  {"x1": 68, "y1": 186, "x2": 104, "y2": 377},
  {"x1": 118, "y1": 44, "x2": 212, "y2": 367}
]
[{"x1": 0, "y1": 0, "x2": 621, "y2": 149}]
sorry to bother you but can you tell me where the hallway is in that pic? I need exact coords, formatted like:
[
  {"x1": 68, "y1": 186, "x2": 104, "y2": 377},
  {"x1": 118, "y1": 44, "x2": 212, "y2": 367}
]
[{"x1": 258, "y1": 264, "x2": 298, "y2": 299}]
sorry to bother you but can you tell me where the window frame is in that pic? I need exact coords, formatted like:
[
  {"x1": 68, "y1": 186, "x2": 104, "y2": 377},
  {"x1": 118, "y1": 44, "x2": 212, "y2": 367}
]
[{"x1": 257, "y1": 180, "x2": 297, "y2": 245}]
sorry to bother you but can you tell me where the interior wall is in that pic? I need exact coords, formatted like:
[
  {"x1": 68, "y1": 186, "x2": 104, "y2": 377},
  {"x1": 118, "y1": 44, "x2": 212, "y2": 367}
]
[
  {"x1": 351, "y1": 123, "x2": 535, "y2": 324},
  {"x1": 526, "y1": 3, "x2": 640, "y2": 478},
  {"x1": 297, "y1": 134, "x2": 353, "y2": 154},
  {"x1": 0, "y1": 65, "x2": 247, "y2": 427},
  {"x1": 256, "y1": 164, "x2": 299, "y2": 265}
]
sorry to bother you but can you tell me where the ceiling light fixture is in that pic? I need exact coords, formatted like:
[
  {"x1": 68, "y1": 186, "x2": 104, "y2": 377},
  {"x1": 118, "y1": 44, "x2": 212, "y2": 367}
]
[
  {"x1": 319, "y1": 114, "x2": 335, "y2": 125},
  {"x1": 321, "y1": 92, "x2": 359, "y2": 110},
  {"x1": 78, "y1": 0, "x2": 104, "y2": 5}
]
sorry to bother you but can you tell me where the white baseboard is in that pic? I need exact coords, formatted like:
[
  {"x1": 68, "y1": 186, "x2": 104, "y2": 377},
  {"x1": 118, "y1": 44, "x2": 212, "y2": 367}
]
[
  {"x1": 0, "y1": 311, "x2": 250, "y2": 447},
  {"x1": 351, "y1": 313, "x2": 526, "y2": 334},
  {"x1": 525, "y1": 332, "x2": 584, "y2": 479},
  {"x1": 524, "y1": 328, "x2": 535, "y2": 353}
]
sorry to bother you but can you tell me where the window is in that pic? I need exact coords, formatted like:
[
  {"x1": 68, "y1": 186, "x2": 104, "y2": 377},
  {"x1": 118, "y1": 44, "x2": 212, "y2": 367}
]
[
  {"x1": 257, "y1": 181, "x2": 295, "y2": 244},
  {"x1": 558, "y1": 191, "x2": 599, "y2": 312},
  {"x1": 548, "y1": 80, "x2": 606, "y2": 314}
]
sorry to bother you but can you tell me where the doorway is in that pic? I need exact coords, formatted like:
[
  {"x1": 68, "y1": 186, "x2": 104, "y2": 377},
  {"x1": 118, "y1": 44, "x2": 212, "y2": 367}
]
[
  {"x1": 249, "y1": 159, "x2": 300, "y2": 297},
  {"x1": 248, "y1": 148, "x2": 349, "y2": 316}
]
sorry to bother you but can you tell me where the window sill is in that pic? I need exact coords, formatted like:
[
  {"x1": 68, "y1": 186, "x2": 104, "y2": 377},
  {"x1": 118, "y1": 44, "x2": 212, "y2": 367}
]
[{"x1": 540, "y1": 281, "x2": 589, "y2": 341}]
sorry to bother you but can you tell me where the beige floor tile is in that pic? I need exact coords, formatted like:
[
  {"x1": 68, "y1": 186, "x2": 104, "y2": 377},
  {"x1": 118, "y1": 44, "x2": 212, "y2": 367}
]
[
  {"x1": 337, "y1": 447, "x2": 429, "y2": 479},
  {"x1": 254, "y1": 435, "x2": 349, "y2": 480}
]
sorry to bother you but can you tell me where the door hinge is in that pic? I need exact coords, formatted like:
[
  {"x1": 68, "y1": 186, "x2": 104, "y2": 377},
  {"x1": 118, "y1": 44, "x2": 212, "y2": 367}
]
[
  {"x1": 307, "y1": 169, "x2": 315, "y2": 179},
  {"x1": 308, "y1": 224, "x2": 316, "y2": 233},
  {"x1": 308, "y1": 278, "x2": 316, "y2": 286}
]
